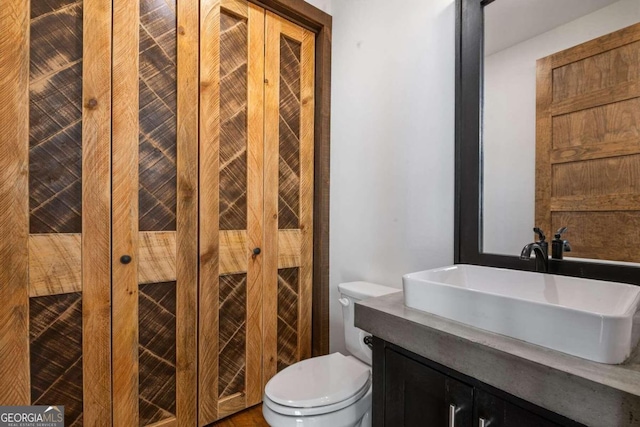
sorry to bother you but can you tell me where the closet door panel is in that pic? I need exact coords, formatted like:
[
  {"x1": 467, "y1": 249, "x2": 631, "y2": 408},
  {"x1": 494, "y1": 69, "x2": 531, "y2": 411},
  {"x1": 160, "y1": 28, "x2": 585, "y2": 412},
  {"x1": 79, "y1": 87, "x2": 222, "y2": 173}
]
[
  {"x1": 138, "y1": 2, "x2": 179, "y2": 425},
  {"x1": 0, "y1": 0, "x2": 112, "y2": 423},
  {"x1": 138, "y1": 280, "x2": 177, "y2": 425},
  {"x1": 29, "y1": 293, "x2": 83, "y2": 423},
  {"x1": 199, "y1": 1, "x2": 264, "y2": 424},
  {"x1": 264, "y1": 11, "x2": 315, "y2": 386},
  {"x1": 29, "y1": 1, "x2": 84, "y2": 234},
  {"x1": 112, "y1": 0, "x2": 197, "y2": 424},
  {"x1": 138, "y1": 0, "x2": 178, "y2": 232},
  {"x1": 29, "y1": 11, "x2": 86, "y2": 422}
]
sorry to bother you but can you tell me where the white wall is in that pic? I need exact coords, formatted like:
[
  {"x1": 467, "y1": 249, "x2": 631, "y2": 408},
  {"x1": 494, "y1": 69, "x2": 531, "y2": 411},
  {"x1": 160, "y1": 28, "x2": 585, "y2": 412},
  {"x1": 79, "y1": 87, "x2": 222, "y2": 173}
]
[
  {"x1": 304, "y1": 0, "x2": 331, "y2": 15},
  {"x1": 483, "y1": 0, "x2": 640, "y2": 256},
  {"x1": 329, "y1": 0, "x2": 456, "y2": 353}
]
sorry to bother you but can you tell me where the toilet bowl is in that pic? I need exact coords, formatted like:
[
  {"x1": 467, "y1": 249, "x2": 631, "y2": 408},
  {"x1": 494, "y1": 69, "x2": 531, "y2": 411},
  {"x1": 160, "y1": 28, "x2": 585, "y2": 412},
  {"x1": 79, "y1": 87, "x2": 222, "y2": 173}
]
[
  {"x1": 263, "y1": 282, "x2": 400, "y2": 427},
  {"x1": 262, "y1": 353, "x2": 372, "y2": 427}
]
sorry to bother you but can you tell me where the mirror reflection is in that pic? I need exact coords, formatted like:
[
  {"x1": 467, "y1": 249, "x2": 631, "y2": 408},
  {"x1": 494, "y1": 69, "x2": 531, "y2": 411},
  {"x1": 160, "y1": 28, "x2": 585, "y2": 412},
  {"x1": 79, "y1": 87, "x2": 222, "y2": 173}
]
[{"x1": 482, "y1": 0, "x2": 640, "y2": 264}]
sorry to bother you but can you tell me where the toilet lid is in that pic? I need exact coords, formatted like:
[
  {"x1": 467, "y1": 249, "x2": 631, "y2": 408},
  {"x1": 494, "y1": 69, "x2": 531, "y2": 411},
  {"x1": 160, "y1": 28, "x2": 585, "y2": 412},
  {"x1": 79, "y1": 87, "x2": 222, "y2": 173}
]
[{"x1": 265, "y1": 353, "x2": 371, "y2": 408}]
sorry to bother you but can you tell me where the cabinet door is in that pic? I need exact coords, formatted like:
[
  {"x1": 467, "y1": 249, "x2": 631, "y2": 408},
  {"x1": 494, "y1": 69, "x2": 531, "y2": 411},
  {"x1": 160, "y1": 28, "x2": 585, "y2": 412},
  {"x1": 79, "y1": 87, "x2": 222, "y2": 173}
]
[
  {"x1": 263, "y1": 10, "x2": 316, "y2": 385},
  {"x1": 384, "y1": 349, "x2": 474, "y2": 427},
  {"x1": 111, "y1": 0, "x2": 199, "y2": 424},
  {"x1": 199, "y1": 1, "x2": 266, "y2": 424},
  {"x1": 475, "y1": 389, "x2": 562, "y2": 427},
  {"x1": 0, "y1": 0, "x2": 112, "y2": 425}
]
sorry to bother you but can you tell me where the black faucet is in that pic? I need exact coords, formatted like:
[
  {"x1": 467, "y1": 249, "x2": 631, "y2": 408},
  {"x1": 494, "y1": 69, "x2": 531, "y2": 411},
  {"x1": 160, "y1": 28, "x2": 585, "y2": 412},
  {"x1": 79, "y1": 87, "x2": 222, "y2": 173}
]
[
  {"x1": 551, "y1": 227, "x2": 572, "y2": 260},
  {"x1": 520, "y1": 227, "x2": 549, "y2": 272}
]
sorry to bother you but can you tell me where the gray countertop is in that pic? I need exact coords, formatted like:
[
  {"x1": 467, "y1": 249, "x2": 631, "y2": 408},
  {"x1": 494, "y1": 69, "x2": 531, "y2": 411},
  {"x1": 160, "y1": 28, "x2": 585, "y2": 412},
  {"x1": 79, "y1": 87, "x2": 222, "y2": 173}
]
[{"x1": 355, "y1": 292, "x2": 640, "y2": 427}]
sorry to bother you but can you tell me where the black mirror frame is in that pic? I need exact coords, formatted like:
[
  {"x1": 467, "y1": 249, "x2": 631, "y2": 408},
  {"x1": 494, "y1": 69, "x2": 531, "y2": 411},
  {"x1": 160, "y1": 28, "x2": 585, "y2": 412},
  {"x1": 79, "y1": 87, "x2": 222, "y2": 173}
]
[{"x1": 454, "y1": 0, "x2": 640, "y2": 285}]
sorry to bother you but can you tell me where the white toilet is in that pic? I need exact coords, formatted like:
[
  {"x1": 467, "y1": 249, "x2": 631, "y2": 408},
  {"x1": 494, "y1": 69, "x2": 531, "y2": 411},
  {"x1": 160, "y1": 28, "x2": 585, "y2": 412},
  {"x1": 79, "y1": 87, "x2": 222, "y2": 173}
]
[{"x1": 262, "y1": 281, "x2": 400, "y2": 427}]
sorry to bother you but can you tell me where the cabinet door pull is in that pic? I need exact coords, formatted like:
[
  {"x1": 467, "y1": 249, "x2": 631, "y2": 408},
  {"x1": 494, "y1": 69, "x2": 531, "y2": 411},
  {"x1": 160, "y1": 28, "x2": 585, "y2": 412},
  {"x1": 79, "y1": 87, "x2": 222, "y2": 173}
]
[
  {"x1": 479, "y1": 418, "x2": 488, "y2": 427},
  {"x1": 449, "y1": 404, "x2": 456, "y2": 427}
]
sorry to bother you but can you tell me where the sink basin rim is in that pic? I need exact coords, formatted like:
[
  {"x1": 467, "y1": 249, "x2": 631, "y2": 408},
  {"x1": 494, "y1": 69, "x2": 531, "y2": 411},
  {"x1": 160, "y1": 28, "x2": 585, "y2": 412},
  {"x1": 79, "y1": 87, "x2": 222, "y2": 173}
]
[
  {"x1": 403, "y1": 265, "x2": 640, "y2": 319},
  {"x1": 402, "y1": 264, "x2": 640, "y2": 364}
]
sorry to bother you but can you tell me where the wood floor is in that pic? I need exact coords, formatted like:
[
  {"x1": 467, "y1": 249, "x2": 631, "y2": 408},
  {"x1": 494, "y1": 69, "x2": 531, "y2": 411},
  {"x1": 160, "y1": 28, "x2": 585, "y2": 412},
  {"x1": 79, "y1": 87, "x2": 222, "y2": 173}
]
[{"x1": 210, "y1": 404, "x2": 270, "y2": 427}]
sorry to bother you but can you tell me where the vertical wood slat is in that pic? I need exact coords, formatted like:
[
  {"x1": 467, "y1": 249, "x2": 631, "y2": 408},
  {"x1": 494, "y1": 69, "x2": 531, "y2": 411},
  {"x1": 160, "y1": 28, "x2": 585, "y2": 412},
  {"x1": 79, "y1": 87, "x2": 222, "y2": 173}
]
[
  {"x1": 0, "y1": 0, "x2": 30, "y2": 405},
  {"x1": 112, "y1": 0, "x2": 140, "y2": 424},
  {"x1": 298, "y1": 28, "x2": 314, "y2": 362},
  {"x1": 199, "y1": 0, "x2": 221, "y2": 423},
  {"x1": 263, "y1": 10, "x2": 282, "y2": 389},
  {"x1": 82, "y1": 0, "x2": 113, "y2": 423},
  {"x1": 535, "y1": 56, "x2": 553, "y2": 241},
  {"x1": 176, "y1": 0, "x2": 200, "y2": 423},
  {"x1": 246, "y1": 2, "x2": 265, "y2": 407}
]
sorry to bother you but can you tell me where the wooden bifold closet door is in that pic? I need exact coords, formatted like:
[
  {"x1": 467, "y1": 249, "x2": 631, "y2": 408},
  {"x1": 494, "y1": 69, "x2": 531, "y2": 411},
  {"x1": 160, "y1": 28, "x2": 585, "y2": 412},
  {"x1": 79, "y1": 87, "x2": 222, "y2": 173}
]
[
  {"x1": 198, "y1": 2, "x2": 315, "y2": 424},
  {"x1": 0, "y1": 0, "x2": 313, "y2": 424},
  {"x1": 0, "y1": 0, "x2": 198, "y2": 425}
]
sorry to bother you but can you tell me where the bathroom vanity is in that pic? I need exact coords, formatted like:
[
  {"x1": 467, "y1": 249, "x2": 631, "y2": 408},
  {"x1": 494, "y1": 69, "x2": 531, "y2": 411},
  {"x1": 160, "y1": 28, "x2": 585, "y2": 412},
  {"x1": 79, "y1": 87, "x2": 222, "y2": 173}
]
[
  {"x1": 373, "y1": 339, "x2": 580, "y2": 427},
  {"x1": 355, "y1": 292, "x2": 640, "y2": 427},
  {"x1": 429, "y1": 0, "x2": 640, "y2": 422}
]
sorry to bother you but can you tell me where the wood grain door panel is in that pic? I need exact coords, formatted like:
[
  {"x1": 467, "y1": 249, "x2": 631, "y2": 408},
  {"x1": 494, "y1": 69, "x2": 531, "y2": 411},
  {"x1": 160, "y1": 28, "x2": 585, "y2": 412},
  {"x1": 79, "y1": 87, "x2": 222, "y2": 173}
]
[
  {"x1": 551, "y1": 39, "x2": 640, "y2": 103},
  {"x1": 263, "y1": 11, "x2": 315, "y2": 387},
  {"x1": 28, "y1": 14, "x2": 86, "y2": 421},
  {"x1": 136, "y1": 2, "x2": 180, "y2": 424},
  {"x1": 199, "y1": 1, "x2": 265, "y2": 424},
  {"x1": 111, "y1": 0, "x2": 199, "y2": 424},
  {"x1": 536, "y1": 22, "x2": 640, "y2": 263},
  {"x1": 0, "y1": 0, "x2": 113, "y2": 423}
]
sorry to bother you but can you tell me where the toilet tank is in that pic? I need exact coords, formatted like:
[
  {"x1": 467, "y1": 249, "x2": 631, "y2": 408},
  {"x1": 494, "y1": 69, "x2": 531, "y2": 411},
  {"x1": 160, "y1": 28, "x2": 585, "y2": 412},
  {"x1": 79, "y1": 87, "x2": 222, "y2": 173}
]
[{"x1": 338, "y1": 281, "x2": 401, "y2": 365}]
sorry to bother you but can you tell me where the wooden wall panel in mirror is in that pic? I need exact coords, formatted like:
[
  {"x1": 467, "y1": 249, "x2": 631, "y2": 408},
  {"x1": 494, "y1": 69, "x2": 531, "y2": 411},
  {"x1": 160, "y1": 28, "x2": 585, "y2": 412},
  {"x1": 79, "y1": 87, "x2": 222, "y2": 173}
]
[
  {"x1": 481, "y1": 0, "x2": 640, "y2": 265},
  {"x1": 536, "y1": 23, "x2": 640, "y2": 263}
]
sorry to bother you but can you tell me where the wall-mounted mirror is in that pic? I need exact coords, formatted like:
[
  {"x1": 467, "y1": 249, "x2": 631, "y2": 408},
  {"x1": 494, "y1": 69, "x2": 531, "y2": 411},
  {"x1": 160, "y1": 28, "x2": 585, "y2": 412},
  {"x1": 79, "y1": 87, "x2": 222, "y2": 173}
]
[
  {"x1": 482, "y1": 0, "x2": 640, "y2": 265},
  {"x1": 455, "y1": 0, "x2": 640, "y2": 284}
]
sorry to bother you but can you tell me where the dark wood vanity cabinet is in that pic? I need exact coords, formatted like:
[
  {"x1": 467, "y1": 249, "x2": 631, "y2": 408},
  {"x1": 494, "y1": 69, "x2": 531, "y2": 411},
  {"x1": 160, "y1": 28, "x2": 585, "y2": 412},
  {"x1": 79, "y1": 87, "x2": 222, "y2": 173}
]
[
  {"x1": 474, "y1": 389, "x2": 563, "y2": 427},
  {"x1": 374, "y1": 339, "x2": 583, "y2": 427},
  {"x1": 384, "y1": 345, "x2": 474, "y2": 426}
]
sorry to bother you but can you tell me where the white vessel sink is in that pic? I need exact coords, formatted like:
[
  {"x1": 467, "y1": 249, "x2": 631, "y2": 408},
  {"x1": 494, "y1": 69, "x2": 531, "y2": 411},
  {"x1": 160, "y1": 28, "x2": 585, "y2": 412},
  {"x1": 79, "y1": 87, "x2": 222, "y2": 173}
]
[{"x1": 403, "y1": 265, "x2": 640, "y2": 364}]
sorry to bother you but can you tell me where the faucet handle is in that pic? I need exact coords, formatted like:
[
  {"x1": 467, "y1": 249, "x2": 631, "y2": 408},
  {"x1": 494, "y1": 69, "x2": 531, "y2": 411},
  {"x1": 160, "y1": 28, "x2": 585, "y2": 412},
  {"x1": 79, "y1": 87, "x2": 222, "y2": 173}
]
[
  {"x1": 533, "y1": 227, "x2": 546, "y2": 242},
  {"x1": 551, "y1": 226, "x2": 572, "y2": 259},
  {"x1": 555, "y1": 226, "x2": 568, "y2": 238}
]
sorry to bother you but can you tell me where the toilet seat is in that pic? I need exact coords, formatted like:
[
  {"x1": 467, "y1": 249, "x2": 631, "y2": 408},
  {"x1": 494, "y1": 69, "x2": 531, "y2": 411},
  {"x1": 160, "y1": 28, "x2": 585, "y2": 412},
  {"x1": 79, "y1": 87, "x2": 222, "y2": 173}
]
[
  {"x1": 264, "y1": 353, "x2": 371, "y2": 416},
  {"x1": 264, "y1": 378, "x2": 371, "y2": 416}
]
